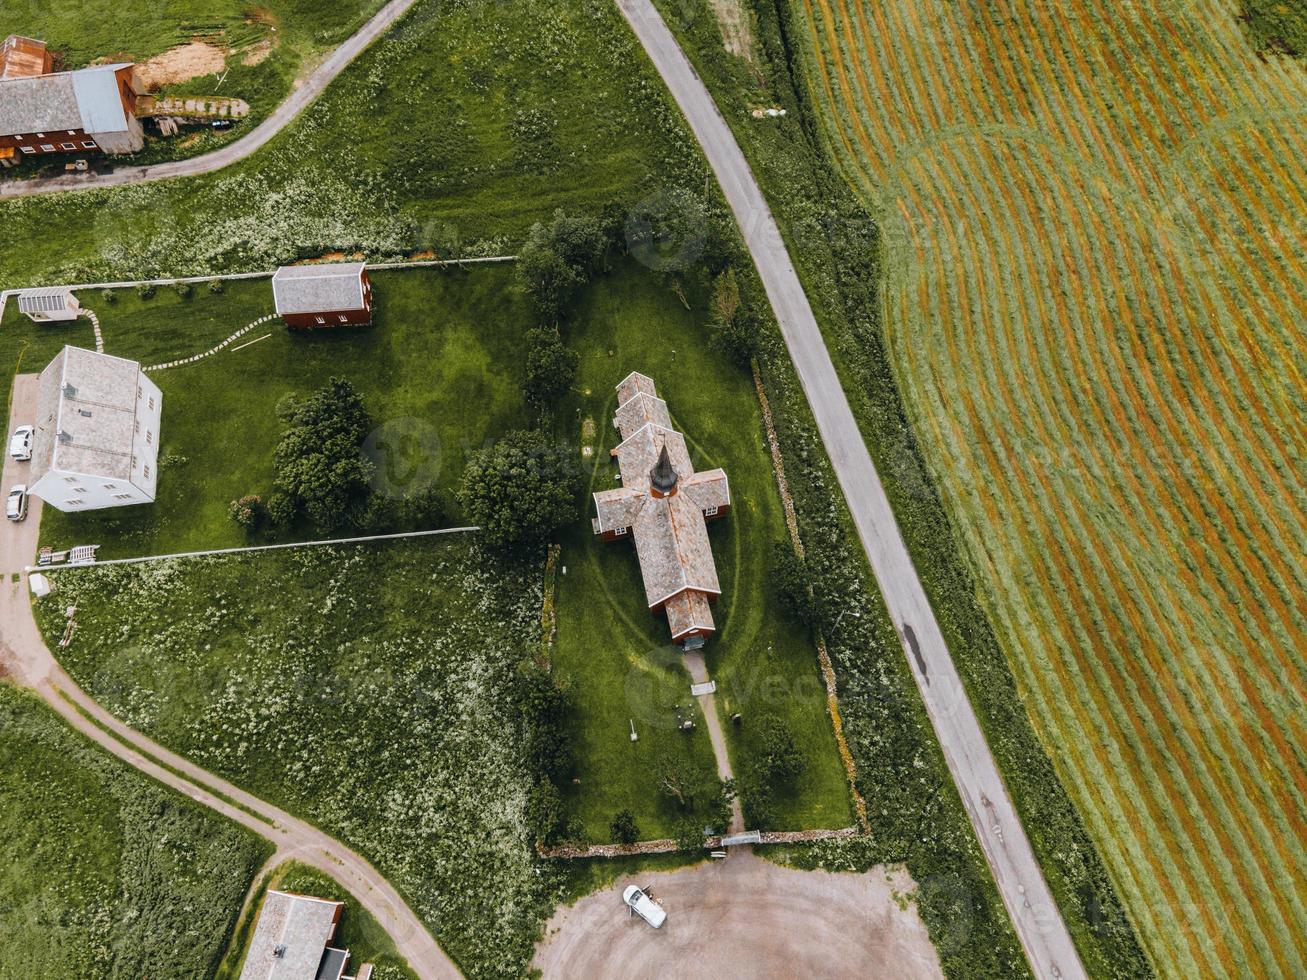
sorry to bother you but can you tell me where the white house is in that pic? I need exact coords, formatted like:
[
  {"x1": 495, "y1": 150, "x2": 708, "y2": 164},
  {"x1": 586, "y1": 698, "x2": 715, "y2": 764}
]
[
  {"x1": 16, "y1": 286, "x2": 80, "y2": 322},
  {"x1": 240, "y1": 890, "x2": 372, "y2": 980},
  {"x1": 28, "y1": 346, "x2": 162, "y2": 512}
]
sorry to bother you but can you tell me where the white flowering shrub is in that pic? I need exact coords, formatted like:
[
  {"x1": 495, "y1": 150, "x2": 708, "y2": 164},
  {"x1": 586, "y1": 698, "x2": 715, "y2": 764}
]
[{"x1": 39, "y1": 538, "x2": 556, "y2": 977}]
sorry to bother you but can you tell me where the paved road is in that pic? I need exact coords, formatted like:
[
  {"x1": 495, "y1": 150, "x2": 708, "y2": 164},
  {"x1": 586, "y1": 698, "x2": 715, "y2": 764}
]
[
  {"x1": 0, "y1": 378, "x2": 460, "y2": 979},
  {"x1": 534, "y1": 847, "x2": 942, "y2": 979},
  {"x1": 615, "y1": 3, "x2": 1087, "y2": 978},
  {"x1": 0, "y1": 0, "x2": 417, "y2": 201}
]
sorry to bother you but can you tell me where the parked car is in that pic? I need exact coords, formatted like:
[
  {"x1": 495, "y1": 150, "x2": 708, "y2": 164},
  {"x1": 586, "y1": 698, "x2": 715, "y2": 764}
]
[
  {"x1": 8, "y1": 425, "x2": 34, "y2": 461},
  {"x1": 211, "y1": 119, "x2": 234, "y2": 130},
  {"x1": 622, "y1": 885, "x2": 666, "y2": 929},
  {"x1": 6, "y1": 485, "x2": 28, "y2": 522}
]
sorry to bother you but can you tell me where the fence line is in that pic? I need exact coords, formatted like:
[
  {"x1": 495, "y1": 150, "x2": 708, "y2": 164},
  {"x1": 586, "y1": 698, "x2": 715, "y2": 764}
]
[
  {"x1": 540, "y1": 826, "x2": 861, "y2": 860},
  {"x1": 0, "y1": 255, "x2": 517, "y2": 302},
  {"x1": 29, "y1": 525, "x2": 480, "y2": 573}
]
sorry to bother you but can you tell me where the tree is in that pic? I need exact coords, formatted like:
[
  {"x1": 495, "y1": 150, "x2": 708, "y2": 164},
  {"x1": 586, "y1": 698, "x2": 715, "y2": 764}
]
[
  {"x1": 457, "y1": 430, "x2": 582, "y2": 546},
  {"x1": 273, "y1": 378, "x2": 375, "y2": 531},
  {"x1": 674, "y1": 816, "x2": 706, "y2": 854},
  {"x1": 610, "y1": 809, "x2": 640, "y2": 845},
  {"x1": 523, "y1": 327, "x2": 579, "y2": 409},
  {"x1": 755, "y1": 716, "x2": 806, "y2": 785},
  {"x1": 517, "y1": 209, "x2": 607, "y2": 320},
  {"x1": 709, "y1": 266, "x2": 761, "y2": 367}
]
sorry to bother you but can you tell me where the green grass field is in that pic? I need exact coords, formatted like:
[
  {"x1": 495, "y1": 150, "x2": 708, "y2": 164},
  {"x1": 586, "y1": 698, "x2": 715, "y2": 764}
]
[
  {"x1": 34, "y1": 536, "x2": 551, "y2": 979},
  {"x1": 0, "y1": 0, "x2": 388, "y2": 174},
  {"x1": 13, "y1": 267, "x2": 529, "y2": 557},
  {"x1": 216, "y1": 861, "x2": 418, "y2": 980},
  {"x1": 0, "y1": 684, "x2": 271, "y2": 979},
  {"x1": 554, "y1": 262, "x2": 852, "y2": 838},
  {"x1": 0, "y1": 0, "x2": 707, "y2": 291}
]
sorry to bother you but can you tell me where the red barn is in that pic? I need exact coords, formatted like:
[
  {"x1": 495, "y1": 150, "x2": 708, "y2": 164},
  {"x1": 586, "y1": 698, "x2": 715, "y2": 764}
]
[{"x1": 272, "y1": 262, "x2": 373, "y2": 330}]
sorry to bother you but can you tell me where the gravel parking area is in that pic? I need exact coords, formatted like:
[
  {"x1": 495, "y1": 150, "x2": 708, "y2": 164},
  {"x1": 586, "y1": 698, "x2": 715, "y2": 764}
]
[{"x1": 534, "y1": 849, "x2": 943, "y2": 979}]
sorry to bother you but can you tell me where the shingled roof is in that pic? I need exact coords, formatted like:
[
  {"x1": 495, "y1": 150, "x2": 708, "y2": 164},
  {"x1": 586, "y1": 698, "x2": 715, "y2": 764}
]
[
  {"x1": 0, "y1": 63, "x2": 132, "y2": 137},
  {"x1": 593, "y1": 374, "x2": 731, "y2": 642}
]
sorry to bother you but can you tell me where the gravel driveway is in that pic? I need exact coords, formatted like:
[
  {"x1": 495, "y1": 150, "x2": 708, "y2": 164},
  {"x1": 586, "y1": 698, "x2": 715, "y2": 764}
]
[{"x1": 533, "y1": 849, "x2": 942, "y2": 979}]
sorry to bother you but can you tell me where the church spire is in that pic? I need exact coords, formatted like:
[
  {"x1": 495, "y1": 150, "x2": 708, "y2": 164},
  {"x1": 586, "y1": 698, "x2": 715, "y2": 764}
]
[{"x1": 650, "y1": 444, "x2": 679, "y2": 496}]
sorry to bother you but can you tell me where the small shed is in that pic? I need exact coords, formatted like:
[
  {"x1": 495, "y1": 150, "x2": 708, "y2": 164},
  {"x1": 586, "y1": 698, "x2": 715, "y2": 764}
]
[
  {"x1": 271, "y1": 262, "x2": 373, "y2": 330},
  {"x1": 17, "y1": 287, "x2": 80, "y2": 322}
]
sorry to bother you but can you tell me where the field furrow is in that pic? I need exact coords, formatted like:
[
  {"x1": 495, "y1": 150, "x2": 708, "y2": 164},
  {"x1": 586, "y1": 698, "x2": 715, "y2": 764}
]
[{"x1": 793, "y1": 0, "x2": 1307, "y2": 973}]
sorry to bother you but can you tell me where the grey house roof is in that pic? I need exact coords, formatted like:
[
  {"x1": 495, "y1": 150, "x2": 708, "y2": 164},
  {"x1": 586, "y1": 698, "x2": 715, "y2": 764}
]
[
  {"x1": 272, "y1": 263, "x2": 367, "y2": 315},
  {"x1": 0, "y1": 64, "x2": 131, "y2": 137},
  {"x1": 593, "y1": 375, "x2": 729, "y2": 626},
  {"x1": 30, "y1": 345, "x2": 146, "y2": 483},
  {"x1": 239, "y1": 890, "x2": 343, "y2": 980}
]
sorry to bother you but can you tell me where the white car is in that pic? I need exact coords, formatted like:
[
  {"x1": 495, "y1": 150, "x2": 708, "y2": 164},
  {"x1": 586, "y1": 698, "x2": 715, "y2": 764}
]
[
  {"x1": 8, "y1": 425, "x2": 33, "y2": 461},
  {"x1": 6, "y1": 485, "x2": 28, "y2": 522},
  {"x1": 622, "y1": 885, "x2": 666, "y2": 929}
]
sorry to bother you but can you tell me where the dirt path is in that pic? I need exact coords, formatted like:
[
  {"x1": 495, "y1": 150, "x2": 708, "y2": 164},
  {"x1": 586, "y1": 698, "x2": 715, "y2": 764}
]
[
  {"x1": 683, "y1": 649, "x2": 744, "y2": 834},
  {"x1": 0, "y1": 0, "x2": 418, "y2": 201},
  {"x1": 532, "y1": 847, "x2": 943, "y2": 979},
  {"x1": 0, "y1": 377, "x2": 460, "y2": 979}
]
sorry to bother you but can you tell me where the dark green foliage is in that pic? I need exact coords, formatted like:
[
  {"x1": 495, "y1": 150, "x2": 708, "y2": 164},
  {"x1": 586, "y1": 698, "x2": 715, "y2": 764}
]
[
  {"x1": 753, "y1": 716, "x2": 806, "y2": 785},
  {"x1": 458, "y1": 430, "x2": 582, "y2": 546},
  {"x1": 0, "y1": 687, "x2": 269, "y2": 979},
  {"x1": 524, "y1": 327, "x2": 580, "y2": 410},
  {"x1": 136, "y1": 283, "x2": 155, "y2": 299},
  {"x1": 770, "y1": 543, "x2": 824, "y2": 630},
  {"x1": 652, "y1": 754, "x2": 731, "y2": 833},
  {"x1": 708, "y1": 266, "x2": 760, "y2": 366},
  {"x1": 518, "y1": 663, "x2": 573, "y2": 783},
  {"x1": 208, "y1": 278, "x2": 224, "y2": 294},
  {"x1": 174, "y1": 281, "x2": 192, "y2": 299},
  {"x1": 517, "y1": 209, "x2": 609, "y2": 321},
  {"x1": 610, "y1": 809, "x2": 640, "y2": 845},
  {"x1": 273, "y1": 378, "x2": 375, "y2": 532},
  {"x1": 1240, "y1": 0, "x2": 1307, "y2": 57}
]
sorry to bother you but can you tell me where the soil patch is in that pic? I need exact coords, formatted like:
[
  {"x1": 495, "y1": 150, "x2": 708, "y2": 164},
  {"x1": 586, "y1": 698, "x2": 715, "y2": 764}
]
[
  {"x1": 710, "y1": 0, "x2": 758, "y2": 62},
  {"x1": 136, "y1": 42, "x2": 227, "y2": 89}
]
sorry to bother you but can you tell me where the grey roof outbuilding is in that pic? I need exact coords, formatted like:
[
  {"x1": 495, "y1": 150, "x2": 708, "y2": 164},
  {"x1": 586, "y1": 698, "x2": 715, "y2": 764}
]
[
  {"x1": 0, "y1": 63, "x2": 133, "y2": 137},
  {"x1": 272, "y1": 263, "x2": 368, "y2": 315}
]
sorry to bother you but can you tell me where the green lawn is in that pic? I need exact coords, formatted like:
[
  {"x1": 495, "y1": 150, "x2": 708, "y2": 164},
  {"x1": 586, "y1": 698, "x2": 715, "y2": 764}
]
[
  {"x1": 0, "y1": 683, "x2": 271, "y2": 979},
  {"x1": 0, "y1": 0, "x2": 707, "y2": 291},
  {"x1": 217, "y1": 861, "x2": 418, "y2": 980},
  {"x1": 552, "y1": 260, "x2": 852, "y2": 837},
  {"x1": 0, "y1": 0, "x2": 389, "y2": 175},
  {"x1": 23, "y1": 266, "x2": 529, "y2": 558}
]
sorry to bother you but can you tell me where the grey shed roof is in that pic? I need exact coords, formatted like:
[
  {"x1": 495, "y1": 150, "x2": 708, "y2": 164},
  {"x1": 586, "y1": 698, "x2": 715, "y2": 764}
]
[
  {"x1": 0, "y1": 64, "x2": 131, "y2": 137},
  {"x1": 272, "y1": 263, "x2": 367, "y2": 315},
  {"x1": 18, "y1": 287, "x2": 76, "y2": 313},
  {"x1": 239, "y1": 890, "x2": 343, "y2": 980}
]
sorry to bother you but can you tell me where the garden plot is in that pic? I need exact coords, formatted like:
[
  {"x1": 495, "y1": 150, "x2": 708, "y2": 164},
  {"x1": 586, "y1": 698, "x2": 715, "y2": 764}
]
[
  {"x1": 0, "y1": 684, "x2": 270, "y2": 979},
  {"x1": 36, "y1": 535, "x2": 552, "y2": 980},
  {"x1": 22, "y1": 266, "x2": 529, "y2": 558}
]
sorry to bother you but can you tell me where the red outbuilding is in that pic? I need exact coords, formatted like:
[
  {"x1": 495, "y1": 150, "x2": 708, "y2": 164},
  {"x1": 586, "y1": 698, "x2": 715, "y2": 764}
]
[{"x1": 271, "y1": 262, "x2": 373, "y2": 330}]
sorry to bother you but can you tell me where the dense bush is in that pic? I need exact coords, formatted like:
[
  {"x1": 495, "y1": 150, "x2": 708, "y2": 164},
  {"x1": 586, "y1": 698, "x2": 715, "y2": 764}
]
[
  {"x1": 610, "y1": 809, "x2": 640, "y2": 845},
  {"x1": 458, "y1": 430, "x2": 582, "y2": 546},
  {"x1": 228, "y1": 494, "x2": 266, "y2": 531},
  {"x1": 516, "y1": 209, "x2": 608, "y2": 321}
]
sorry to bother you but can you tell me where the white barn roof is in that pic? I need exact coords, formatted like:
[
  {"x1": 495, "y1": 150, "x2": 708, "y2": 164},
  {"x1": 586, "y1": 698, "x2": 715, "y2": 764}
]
[{"x1": 272, "y1": 263, "x2": 367, "y2": 315}]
